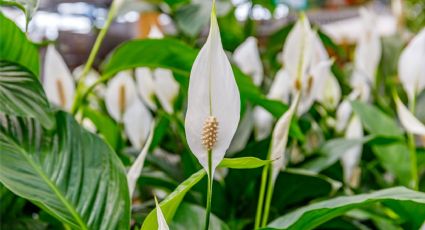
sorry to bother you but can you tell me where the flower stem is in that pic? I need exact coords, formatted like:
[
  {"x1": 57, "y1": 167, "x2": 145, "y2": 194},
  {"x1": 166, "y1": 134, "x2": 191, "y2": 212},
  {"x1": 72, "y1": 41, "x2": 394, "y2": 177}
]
[
  {"x1": 408, "y1": 95, "x2": 418, "y2": 190},
  {"x1": 70, "y1": 1, "x2": 120, "y2": 115},
  {"x1": 254, "y1": 163, "x2": 269, "y2": 229},
  {"x1": 204, "y1": 150, "x2": 213, "y2": 230},
  {"x1": 261, "y1": 165, "x2": 275, "y2": 226}
]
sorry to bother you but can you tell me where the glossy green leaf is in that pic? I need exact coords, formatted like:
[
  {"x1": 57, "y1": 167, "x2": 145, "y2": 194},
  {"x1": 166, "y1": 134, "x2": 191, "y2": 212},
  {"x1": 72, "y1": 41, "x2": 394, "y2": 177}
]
[
  {"x1": 0, "y1": 13, "x2": 39, "y2": 76},
  {"x1": 101, "y1": 39, "x2": 287, "y2": 118},
  {"x1": 141, "y1": 169, "x2": 206, "y2": 230},
  {"x1": 267, "y1": 187, "x2": 425, "y2": 230},
  {"x1": 170, "y1": 203, "x2": 230, "y2": 230},
  {"x1": 219, "y1": 157, "x2": 270, "y2": 169},
  {"x1": 0, "y1": 61, "x2": 54, "y2": 129},
  {"x1": 0, "y1": 111, "x2": 131, "y2": 230},
  {"x1": 351, "y1": 101, "x2": 404, "y2": 138}
]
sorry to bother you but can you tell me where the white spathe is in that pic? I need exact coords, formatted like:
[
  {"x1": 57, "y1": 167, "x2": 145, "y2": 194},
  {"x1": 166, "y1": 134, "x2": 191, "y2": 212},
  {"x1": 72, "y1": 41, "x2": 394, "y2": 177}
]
[
  {"x1": 395, "y1": 96, "x2": 425, "y2": 136},
  {"x1": 148, "y1": 25, "x2": 164, "y2": 39},
  {"x1": 136, "y1": 67, "x2": 157, "y2": 110},
  {"x1": 127, "y1": 121, "x2": 155, "y2": 198},
  {"x1": 123, "y1": 99, "x2": 153, "y2": 149},
  {"x1": 270, "y1": 93, "x2": 300, "y2": 183},
  {"x1": 72, "y1": 65, "x2": 105, "y2": 96},
  {"x1": 398, "y1": 28, "x2": 425, "y2": 103},
  {"x1": 316, "y1": 67, "x2": 341, "y2": 110},
  {"x1": 184, "y1": 9, "x2": 240, "y2": 176},
  {"x1": 43, "y1": 45, "x2": 75, "y2": 111},
  {"x1": 233, "y1": 36, "x2": 264, "y2": 86},
  {"x1": 154, "y1": 68, "x2": 179, "y2": 113},
  {"x1": 253, "y1": 106, "x2": 274, "y2": 141},
  {"x1": 354, "y1": 8, "x2": 381, "y2": 86},
  {"x1": 105, "y1": 71, "x2": 138, "y2": 122},
  {"x1": 341, "y1": 115, "x2": 363, "y2": 187},
  {"x1": 155, "y1": 197, "x2": 170, "y2": 230}
]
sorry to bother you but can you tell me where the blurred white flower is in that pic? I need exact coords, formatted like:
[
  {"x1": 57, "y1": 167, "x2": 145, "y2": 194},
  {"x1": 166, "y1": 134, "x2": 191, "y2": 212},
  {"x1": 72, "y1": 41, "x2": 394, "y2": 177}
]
[
  {"x1": 153, "y1": 68, "x2": 179, "y2": 113},
  {"x1": 268, "y1": 68, "x2": 291, "y2": 104},
  {"x1": 123, "y1": 99, "x2": 153, "y2": 149},
  {"x1": 43, "y1": 45, "x2": 75, "y2": 111},
  {"x1": 335, "y1": 91, "x2": 360, "y2": 132},
  {"x1": 105, "y1": 71, "x2": 138, "y2": 122},
  {"x1": 155, "y1": 196, "x2": 170, "y2": 230},
  {"x1": 315, "y1": 64, "x2": 341, "y2": 110},
  {"x1": 136, "y1": 67, "x2": 179, "y2": 113},
  {"x1": 184, "y1": 8, "x2": 240, "y2": 176},
  {"x1": 341, "y1": 115, "x2": 363, "y2": 188},
  {"x1": 127, "y1": 121, "x2": 154, "y2": 198},
  {"x1": 233, "y1": 36, "x2": 264, "y2": 86},
  {"x1": 270, "y1": 93, "x2": 300, "y2": 183},
  {"x1": 229, "y1": 107, "x2": 254, "y2": 153},
  {"x1": 136, "y1": 67, "x2": 157, "y2": 110},
  {"x1": 395, "y1": 96, "x2": 425, "y2": 136},
  {"x1": 148, "y1": 25, "x2": 164, "y2": 39},
  {"x1": 253, "y1": 106, "x2": 274, "y2": 141},
  {"x1": 72, "y1": 65, "x2": 105, "y2": 96},
  {"x1": 398, "y1": 28, "x2": 425, "y2": 104}
]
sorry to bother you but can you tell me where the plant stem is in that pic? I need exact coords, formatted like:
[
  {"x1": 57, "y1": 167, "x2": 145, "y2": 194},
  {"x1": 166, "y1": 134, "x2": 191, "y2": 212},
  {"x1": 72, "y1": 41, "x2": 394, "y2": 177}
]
[
  {"x1": 254, "y1": 163, "x2": 269, "y2": 229},
  {"x1": 408, "y1": 95, "x2": 418, "y2": 190},
  {"x1": 204, "y1": 150, "x2": 213, "y2": 230},
  {"x1": 261, "y1": 165, "x2": 274, "y2": 226},
  {"x1": 70, "y1": 1, "x2": 120, "y2": 115}
]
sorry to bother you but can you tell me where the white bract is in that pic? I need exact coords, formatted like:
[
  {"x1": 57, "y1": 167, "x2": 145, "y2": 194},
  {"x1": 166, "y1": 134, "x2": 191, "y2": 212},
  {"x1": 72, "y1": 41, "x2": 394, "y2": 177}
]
[
  {"x1": 123, "y1": 99, "x2": 153, "y2": 149},
  {"x1": 233, "y1": 36, "x2": 263, "y2": 86},
  {"x1": 127, "y1": 121, "x2": 155, "y2": 198},
  {"x1": 341, "y1": 115, "x2": 363, "y2": 187},
  {"x1": 136, "y1": 67, "x2": 157, "y2": 110},
  {"x1": 148, "y1": 25, "x2": 164, "y2": 39},
  {"x1": 155, "y1": 197, "x2": 169, "y2": 230},
  {"x1": 395, "y1": 96, "x2": 425, "y2": 136},
  {"x1": 184, "y1": 8, "x2": 240, "y2": 176},
  {"x1": 43, "y1": 45, "x2": 75, "y2": 111},
  {"x1": 270, "y1": 93, "x2": 300, "y2": 183},
  {"x1": 398, "y1": 28, "x2": 425, "y2": 104},
  {"x1": 154, "y1": 68, "x2": 179, "y2": 113},
  {"x1": 105, "y1": 71, "x2": 138, "y2": 122}
]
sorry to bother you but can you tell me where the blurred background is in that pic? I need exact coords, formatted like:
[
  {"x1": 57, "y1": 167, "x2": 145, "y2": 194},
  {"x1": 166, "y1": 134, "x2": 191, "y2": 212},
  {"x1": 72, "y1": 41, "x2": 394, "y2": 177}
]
[{"x1": 1, "y1": 0, "x2": 424, "y2": 70}]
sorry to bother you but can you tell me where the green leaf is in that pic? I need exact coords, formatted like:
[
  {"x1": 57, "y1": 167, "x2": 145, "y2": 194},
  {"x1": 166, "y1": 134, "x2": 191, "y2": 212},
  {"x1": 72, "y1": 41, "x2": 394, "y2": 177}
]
[
  {"x1": 82, "y1": 106, "x2": 120, "y2": 149},
  {"x1": 0, "y1": 0, "x2": 39, "y2": 27},
  {"x1": 0, "y1": 111, "x2": 131, "y2": 230},
  {"x1": 0, "y1": 61, "x2": 54, "y2": 129},
  {"x1": 170, "y1": 203, "x2": 230, "y2": 230},
  {"x1": 101, "y1": 38, "x2": 287, "y2": 118},
  {"x1": 219, "y1": 157, "x2": 270, "y2": 169},
  {"x1": 0, "y1": 13, "x2": 39, "y2": 76},
  {"x1": 141, "y1": 169, "x2": 206, "y2": 230},
  {"x1": 267, "y1": 187, "x2": 425, "y2": 230},
  {"x1": 351, "y1": 101, "x2": 404, "y2": 138}
]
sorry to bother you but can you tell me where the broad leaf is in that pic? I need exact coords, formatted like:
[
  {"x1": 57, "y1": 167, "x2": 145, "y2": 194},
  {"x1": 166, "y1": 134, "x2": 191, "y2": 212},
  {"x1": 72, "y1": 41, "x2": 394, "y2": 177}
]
[
  {"x1": 0, "y1": 13, "x2": 39, "y2": 76},
  {"x1": 101, "y1": 39, "x2": 287, "y2": 118},
  {"x1": 219, "y1": 157, "x2": 270, "y2": 169},
  {"x1": 141, "y1": 169, "x2": 206, "y2": 230},
  {"x1": 0, "y1": 61, "x2": 54, "y2": 129},
  {"x1": 0, "y1": 111, "x2": 130, "y2": 229},
  {"x1": 170, "y1": 203, "x2": 230, "y2": 230},
  {"x1": 351, "y1": 101, "x2": 404, "y2": 138},
  {"x1": 267, "y1": 187, "x2": 425, "y2": 230}
]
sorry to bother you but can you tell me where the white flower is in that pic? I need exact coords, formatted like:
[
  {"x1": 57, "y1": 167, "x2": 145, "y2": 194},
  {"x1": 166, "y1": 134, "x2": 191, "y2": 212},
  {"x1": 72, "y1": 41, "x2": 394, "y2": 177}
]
[
  {"x1": 233, "y1": 36, "x2": 264, "y2": 86},
  {"x1": 398, "y1": 28, "x2": 425, "y2": 104},
  {"x1": 153, "y1": 68, "x2": 179, "y2": 113},
  {"x1": 72, "y1": 65, "x2": 105, "y2": 96},
  {"x1": 335, "y1": 91, "x2": 360, "y2": 132},
  {"x1": 253, "y1": 106, "x2": 274, "y2": 141},
  {"x1": 184, "y1": 8, "x2": 240, "y2": 176},
  {"x1": 127, "y1": 121, "x2": 155, "y2": 198},
  {"x1": 105, "y1": 71, "x2": 138, "y2": 122},
  {"x1": 341, "y1": 115, "x2": 363, "y2": 187},
  {"x1": 395, "y1": 96, "x2": 425, "y2": 136},
  {"x1": 268, "y1": 68, "x2": 291, "y2": 104},
  {"x1": 123, "y1": 99, "x2": 153, "y2": 149},
  {"x1": 148, "y1": 25, "x2": 164, "y2": 39},
  {"x1": 350, "y1": 8, "x2": 381, "y2": 101},
  {"x1": 155, "y1": 196, "x2": 170, "y2": 230},
  {"x1": 229, "y1": 107, "x2": 254, "y2": 153},
  {"x1": 315, "y1": 64, "x2": 341, "y2": 110},
  {"x1": 43, "y1": 45, "x2": 75, "y2": 111},
  {"x1": 270, "y1": 93, "x2": 300, "y2": 183},
  {"x1": 136, "y1": 67, "x2": 157, "y2": 110}
]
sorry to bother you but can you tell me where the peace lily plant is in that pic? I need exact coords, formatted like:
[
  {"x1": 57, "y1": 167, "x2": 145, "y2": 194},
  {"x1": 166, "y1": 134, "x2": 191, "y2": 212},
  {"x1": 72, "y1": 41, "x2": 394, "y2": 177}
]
[
  {"x1": 185, "y1": 2, "x2": 240, "y2": 229},
  {"x1": 2, "y1": 0, "x2": 425, "y2": 229}
]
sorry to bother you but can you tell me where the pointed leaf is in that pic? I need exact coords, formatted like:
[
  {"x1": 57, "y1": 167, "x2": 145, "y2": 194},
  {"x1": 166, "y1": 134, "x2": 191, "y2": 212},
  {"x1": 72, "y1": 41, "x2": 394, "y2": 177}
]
[
  {"x1": 395, "y1": 96, "x2": 425, "y2": 136},
  {"x1": 218, "y1": 157, "x2": 270, "y2": 169}
]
